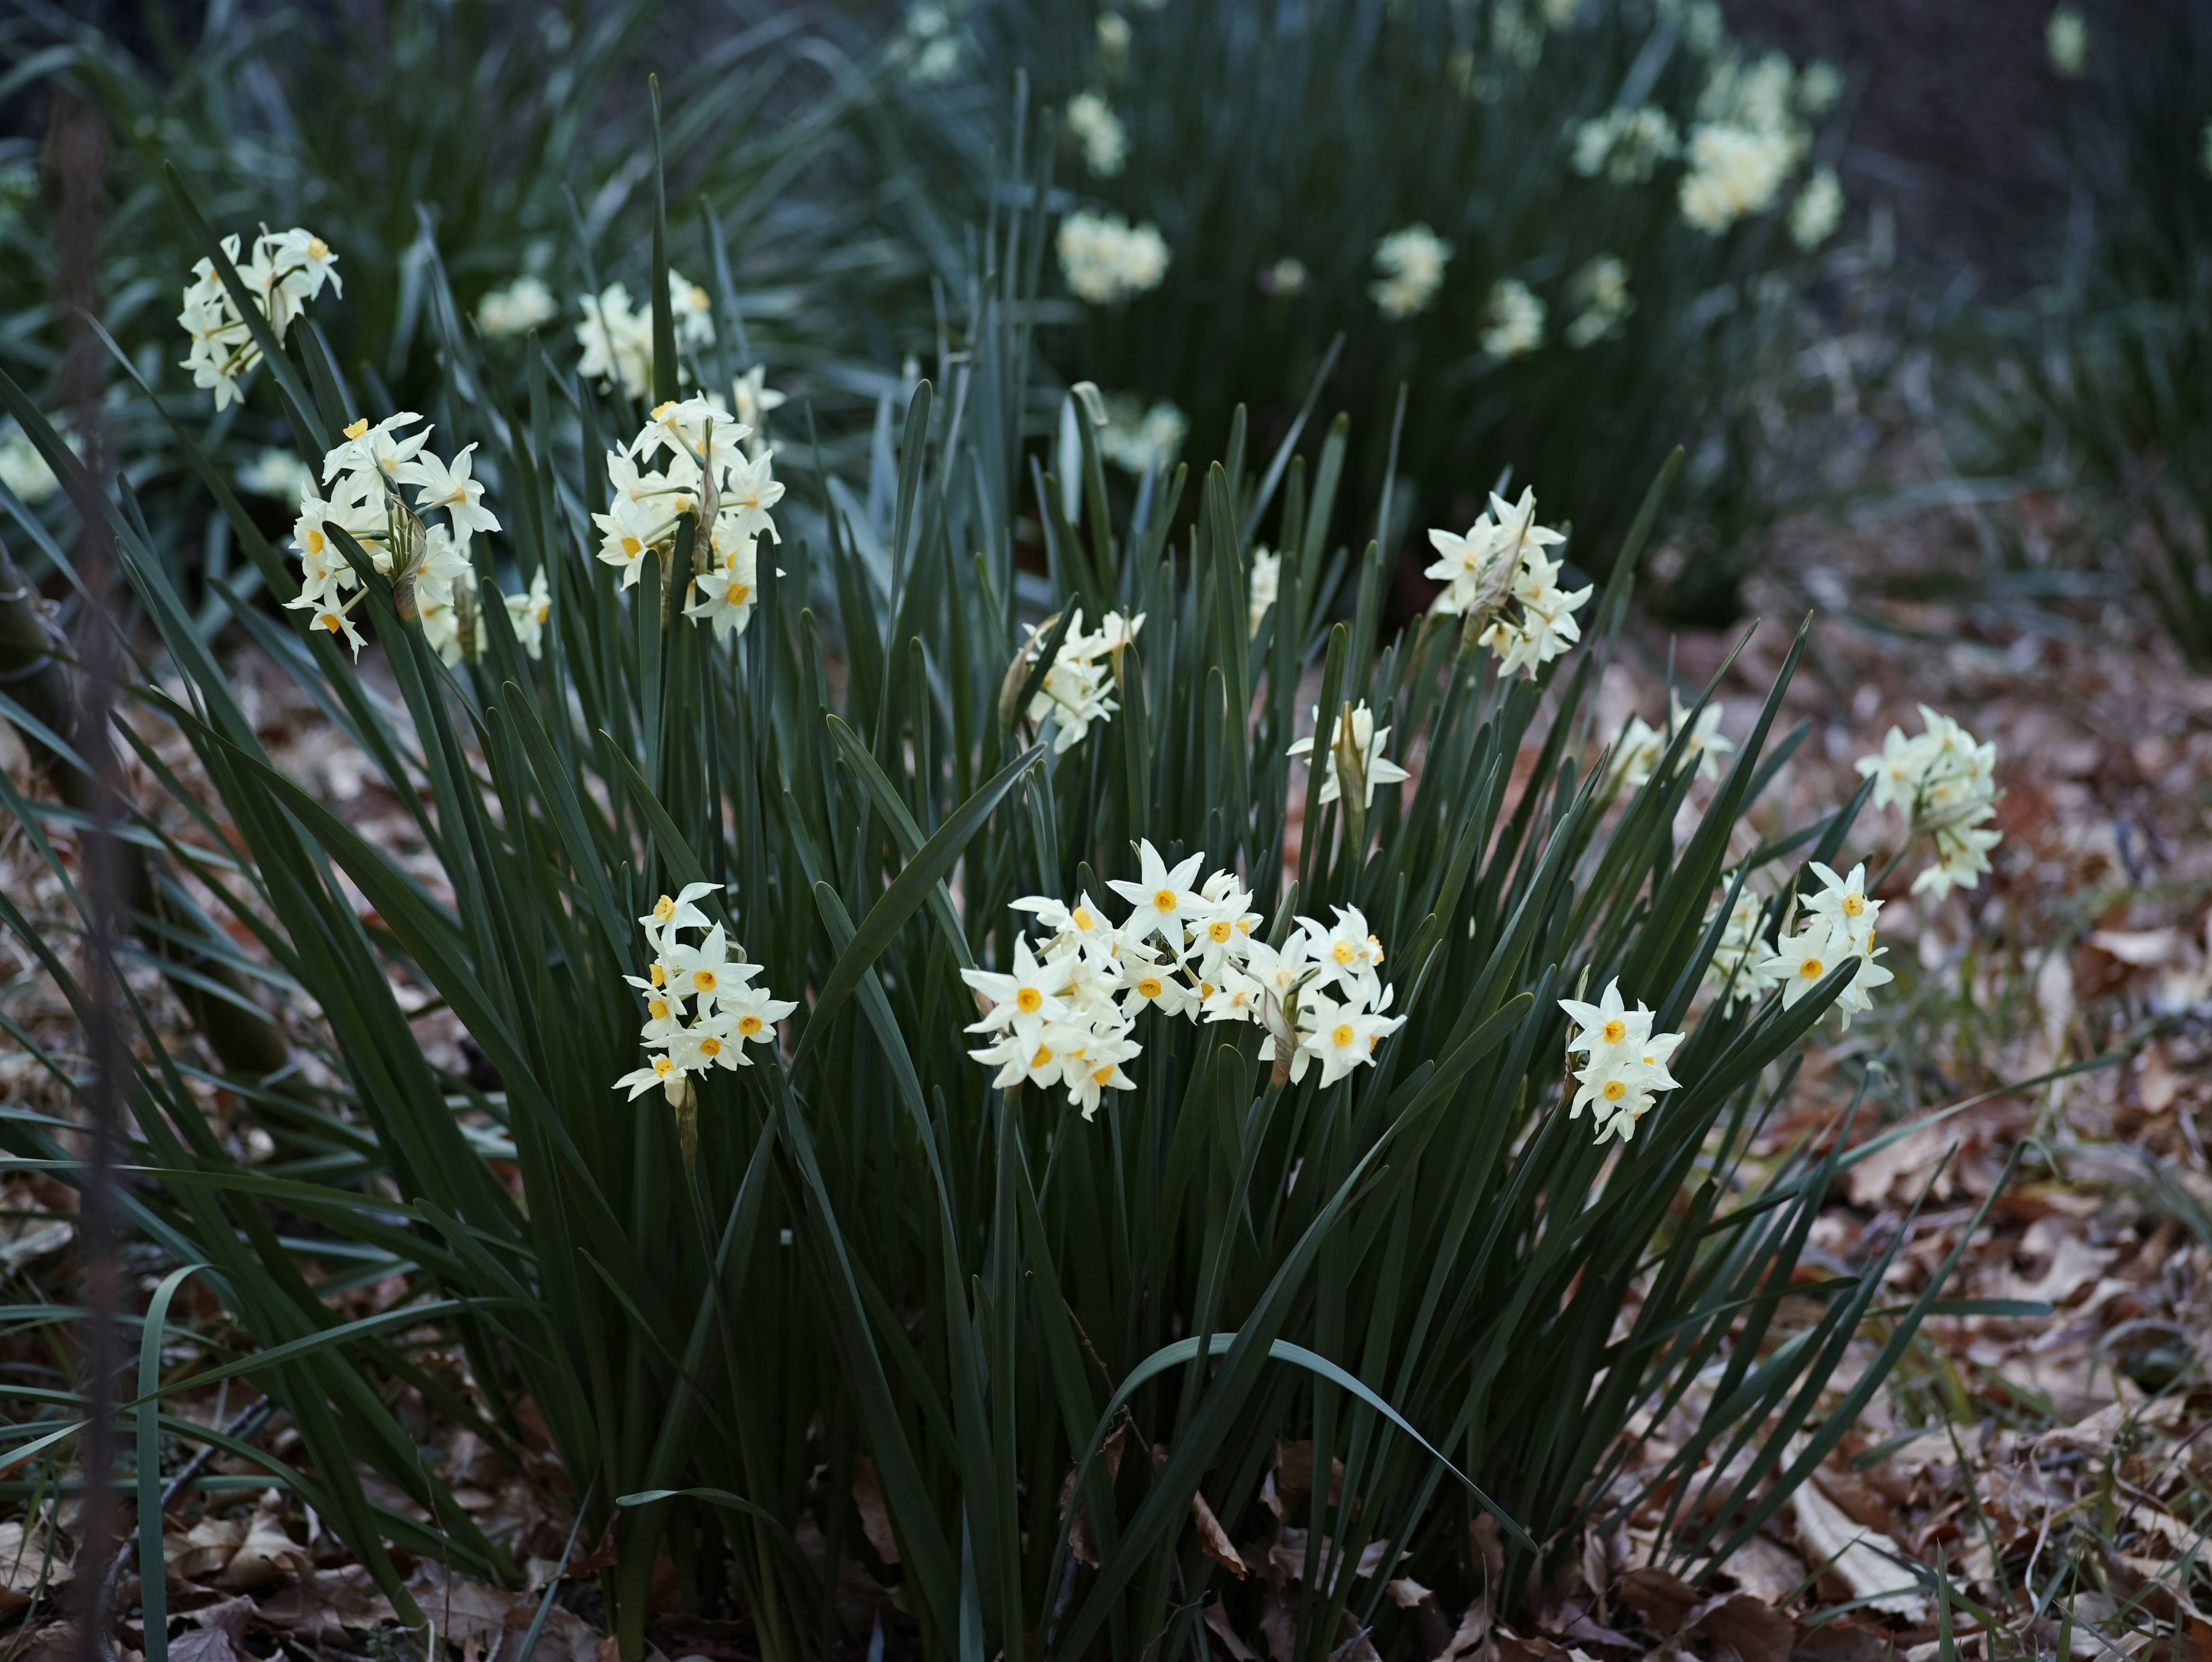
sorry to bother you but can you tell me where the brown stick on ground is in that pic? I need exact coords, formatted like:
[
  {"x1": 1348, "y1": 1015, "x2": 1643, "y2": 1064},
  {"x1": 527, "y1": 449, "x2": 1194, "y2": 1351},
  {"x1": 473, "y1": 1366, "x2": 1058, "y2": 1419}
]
[{"x1": 0, "y1": 533, "x2": 293, "y2": 1078}]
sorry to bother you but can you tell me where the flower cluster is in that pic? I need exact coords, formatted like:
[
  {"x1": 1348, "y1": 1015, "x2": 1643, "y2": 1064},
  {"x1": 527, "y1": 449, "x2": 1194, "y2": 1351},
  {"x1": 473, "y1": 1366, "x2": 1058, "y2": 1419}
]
[
  {"x1": 1855, "y1": 706, "x2": 2003, "y2": 899},
  {"x1": 1558, "y1": 980, "x2": 1685, "y2": 1144},
  {"x1": 1286, "y1": 701, "x2": 1411, "y2": 809},
  {"x1": 1423, "y1": 488, "x2": 1592, "y2": 677},
  {"x1": 1679, "y1": 123, "x2": 1796, "y2": 234},
  {"x1": 286, "y1": 414, "x2": 502, "y2": 662},
  {"x1": 177, "y1": 227, "x2": 340, "y2": 411},
  {"x1": 899, "y1": 1, "x2": 968, "y2": 82},
  {"x1": 0, "y1": 423, "x2": 58, "y2": 506},
  {"x1": 1247, "y1": 547, "x2": 1281, "y2": 638},
  {"x1": 2047, "y1": 5, "x2": 2088, "y2": 77},
  {"x1": 1762, "y1": 861, "x2": 1892, "y2": 1029},
  {"x1": 476, "y1": 275, "x2": 559, "y2": 339},
  {"x1": 1607, "y1": 692, "x2": 1734, "y2": 793},
  {"x1": 1679, "y1": 51, "x2": 1821, "y2": 235},
  {"x1": 1480, "y1": 278, "x2": 1546, "y2": 359},
  {"x1": 613, "y1": 885, "x2": 796, "y2": 1104},
  {"x1": 1700, "y1": 880, "x2": 1776, "y2": 1013},
  {"x1": 592, "y1": 395, "x2": 783, "y2": 643},
  {"x1": 1370, "y1": 225, "x2": 1451, "y2": 319},
  {"x1": 575, "y1": 273, "x2": 717, "y2": 400},
  {"x1": 1098, "y1": 396, "x2": 1188, "y2": 476},
  {"x1": 1564, "y1": 255, "x2": 1634, "y2": 349},
  {"x1": 1017, "y1": 608, "x2": 1142, "y2": 754},
  {"x1": 1789, "y1": 168, "x2": 1844, "y2": 250},
  {"x1": 1570, "y1": 106, "x2": 1680, "y2": 184},
  {"x1": 961, "y1": 841, "x2": 1403, "y2": 1115},
  {"x1": 1058, "y1": 212, "x2": 1171, "y2": 305},
  {"x1": 238, "y1": 448, "x2": 315, "y2": 503},
  {"x1": 1065, "y1": 90, "x2": 1129, "y2": 177}
]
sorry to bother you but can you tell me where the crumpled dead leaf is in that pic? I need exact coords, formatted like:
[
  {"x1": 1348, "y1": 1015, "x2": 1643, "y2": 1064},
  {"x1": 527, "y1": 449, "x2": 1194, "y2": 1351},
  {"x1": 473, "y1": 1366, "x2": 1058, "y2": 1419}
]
[
  {"x1": 1790, "y1": 1481, "x2": 1926, "y2": 1621},
  {"x1": 0, "y1": 1520, "x2": 69, "y2": 1613},
  {"x1": 852, "y1": 1455, "x2": 900, "y2": 1566},
  {"x1": 1191, "y1": 1489, "x2": 1245, "y2": 1578}
]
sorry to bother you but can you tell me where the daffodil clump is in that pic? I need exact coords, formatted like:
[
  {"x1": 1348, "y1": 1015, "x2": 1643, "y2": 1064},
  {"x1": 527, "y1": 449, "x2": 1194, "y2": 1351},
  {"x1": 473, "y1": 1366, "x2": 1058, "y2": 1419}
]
[
  {"x1": 1009, "y1": 608, "x2": 1143, "y2": 755},
  {"x1": 286, "y1": 414, "x2": 529, "y2": 664},
  {"x1": 1422, "y1": 487, "x2": 1592, "y2": 676},
  {"x1": 575, "y1": 271, "x2": 717, "y2": 400},
  {"x1": 176, "y1": 226, "x2": 340, "y2": 410},
  {"x1": 1856, "y1": 706, "x2": 2003, "y2": 898},
  {"x1": 1557, "y1": 979, "x2": 1687, "y2": 1144},
  {"x1": 592, "y1": 395, "x2": 783, "y2": 642},
  {"x1": 613, "y1": 884, "x2": 797, "y2": 1106},
  {"x1": 962, "y1": 840, "x2": 1404, "y2": 1116}
]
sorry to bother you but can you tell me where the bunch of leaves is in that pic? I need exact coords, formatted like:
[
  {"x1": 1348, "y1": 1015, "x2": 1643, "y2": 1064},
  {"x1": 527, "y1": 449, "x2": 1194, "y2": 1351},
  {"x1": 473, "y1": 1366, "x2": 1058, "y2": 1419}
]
[
  {"x1": 902, "y1": 0, "x2": 1851, "y2": 624},
  {"x1": 0, "y1": 116, "x2": 1993, "y2": 1662},
  {"x1": 0, "y1": 0, "x2": 919, "y2": 612},
  {"x1": 1956, "y1": 6, "x2": 2212, "y2": 661}
]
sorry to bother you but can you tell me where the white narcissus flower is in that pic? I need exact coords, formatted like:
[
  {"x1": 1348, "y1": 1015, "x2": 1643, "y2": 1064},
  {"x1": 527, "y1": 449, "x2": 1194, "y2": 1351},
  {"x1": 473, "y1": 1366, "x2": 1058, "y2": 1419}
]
[
  {"x1": 1107, "y1": 839, "x2": 1209, "y2": 945},
  {"x1": 505, "y1": 569, "x2": 552, "y2": 660},
  {"x1": 1789, "y1": 168, "x2": 1844, "y2": 251},
  {"x1": 968, "y1": 846, "x2": 1405, "y2": 1113},
  {"x1": 400, "y1": 443, "x2": 499, "y2": 551},
  {"x1": 1065, "y1": 90, "x2": 1129, "y2": 177},
  {"x1": 1609, "y1": 692, "x2": 1734, "y2": 793},
  {"x1": 1286, "y1": 701, "x2": 1412, "y2": 809},
  {"x1": 1854, "y1": 706, "x2": 2002, "y2": 900},
  {"x1": 1701, "y1": 879, "x2": 1781, "y2": 1013},
  {"x1": 2047, "y1": 5, "x2": 2088, "y2": 77},
  {"x1": 1057, "y1": 213, "x2": 1171, "y2": 305},
  {"x1": 476, "y1": 275, "x2": 558, "y2": 339},
  {"x1": 685, "y1": 537, "x2": 762, "y2": 642},
  {"x1": 1679, "y1": 123, "x2": 1796, "y2": 234},
  {"x1": 287, "y1": 413, "x2": 501, "y2": 662},
  {"x1": 1557, "y1": 977, "x2": 1688, "y2": 1143},
  {"x1": 1017, "y1": 607, "x2": 1142, "y2": 755},
  {"x1": 730, "y1": 365, "x2": 786, "y2": 456},
  {"x1": 1370, "y1": 225, "x2": 1451, "y2": 319},
  {"x1": 1292, "y1": 989, "x2": 1404, "y2": 1087},
  {"x1": 612, "y1": 895, "x2": 793, "y2": 1104},
  {"x1": 1097, "y1": 397, "x2": 1187, "y2": 476},
  {"x1": 176, "y1": 228, "x2": 339, "y2": 410},
  {"x1": 1763, "y1": 925, "x2": 1843, "y2": 1010},
  {"x1": 961, "y1": 938, "x2": 1078, "y2": 1040},
  {"x1": 1479, "y1": 278, "x2": 1546, "y2": 359},
  {"x1": 1248, "y1": 547, "x2": 1281, "y2": 638}
]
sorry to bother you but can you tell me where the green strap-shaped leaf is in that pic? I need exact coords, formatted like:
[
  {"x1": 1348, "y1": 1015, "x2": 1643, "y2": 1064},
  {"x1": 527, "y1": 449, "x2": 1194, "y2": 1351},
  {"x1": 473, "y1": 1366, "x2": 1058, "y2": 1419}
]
[{"x1": 793, "y1": 741, "x2": 1043, "y2": 1063}]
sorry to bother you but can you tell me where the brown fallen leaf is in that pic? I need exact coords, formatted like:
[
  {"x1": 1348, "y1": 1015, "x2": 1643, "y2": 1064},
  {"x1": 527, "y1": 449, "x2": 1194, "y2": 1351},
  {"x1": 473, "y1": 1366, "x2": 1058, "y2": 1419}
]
[
  {"x1": 218, "y1": 1503, "x2": 310, "y2": 1592},
  {"x1": 1191, "y1": 1489, "x2": 1246, "y2": 1578},
  {"x1": 1204, "y1": 1600, "x2": 1259, "y2": 1662},
  {"x1": 166, "y1": 1516, "x2": 247, "y2": 1584},
  {"x1": 1789, "y1": 1484, "x2": 1926, "y2": 1622},
  {"x1": 0, "y1": 1520, "x2": 70, "y2": 1613},
  {"x1": 251, "y1": 1566, "x2": 398, "y2": 1639},
  {"x1": 852, "y1": 1455, "x2": 900, "y2": 1566},
  {"x1": 1614, "y1": 1567, "x2": 1698, "y2": 1633},
  {"x1": 166, "y1": 1627, "x2": 242, "y2": 1662},
  {"x1": 1687, "y1": 1592, "x2": 1792, "y2": 1662}
]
